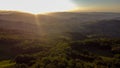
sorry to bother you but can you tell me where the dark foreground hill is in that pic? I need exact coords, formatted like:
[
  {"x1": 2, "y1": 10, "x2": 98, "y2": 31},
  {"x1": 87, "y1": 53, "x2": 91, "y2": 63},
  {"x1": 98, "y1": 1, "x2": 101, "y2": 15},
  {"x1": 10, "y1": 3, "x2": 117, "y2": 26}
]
[{"x1": 0, "y1": 11, "x2": 120, "y2": 68}]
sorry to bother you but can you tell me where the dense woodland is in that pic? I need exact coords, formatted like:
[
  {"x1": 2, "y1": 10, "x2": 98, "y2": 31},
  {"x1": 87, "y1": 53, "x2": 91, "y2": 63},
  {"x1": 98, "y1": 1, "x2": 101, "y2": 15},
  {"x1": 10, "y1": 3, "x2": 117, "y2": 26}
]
[
  {"x1": 0, "y1": 30, "x2": 120, "y2": 68},
  {"x1": 0, "y1": 12, "x2": 120, "y2": 68}
]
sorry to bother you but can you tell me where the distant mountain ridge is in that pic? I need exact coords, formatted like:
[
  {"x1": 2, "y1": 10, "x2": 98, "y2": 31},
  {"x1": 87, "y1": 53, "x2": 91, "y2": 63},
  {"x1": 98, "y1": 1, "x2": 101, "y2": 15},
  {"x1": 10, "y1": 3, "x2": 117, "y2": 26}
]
[{"x1": 0, "y1": 11, "x2": 120, "y2": 38}]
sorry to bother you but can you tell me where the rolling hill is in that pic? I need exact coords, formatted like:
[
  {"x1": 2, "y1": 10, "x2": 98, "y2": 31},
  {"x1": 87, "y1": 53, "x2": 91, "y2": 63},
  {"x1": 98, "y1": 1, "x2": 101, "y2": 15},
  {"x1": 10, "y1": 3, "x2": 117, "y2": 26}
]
[
  {"x1": 0, "y1": 11, "x2": 120, "y2": 68},
  {"x1": 0, "y1": 11, "x2": 120, "y2": 36}
]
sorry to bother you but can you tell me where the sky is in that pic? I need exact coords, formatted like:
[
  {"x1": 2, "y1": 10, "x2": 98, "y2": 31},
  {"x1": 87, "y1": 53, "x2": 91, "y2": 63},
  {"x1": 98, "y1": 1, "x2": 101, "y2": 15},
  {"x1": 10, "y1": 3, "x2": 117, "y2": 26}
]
[
  {"x1": 0, "y1": 0, "x2": 76, "y2": 14},
  {"x1": 72, "y1": 0, "x2": 120, "y2": 12},
  {"x1": 0, "y1": 0, "x2": 120, "y2": 14}
]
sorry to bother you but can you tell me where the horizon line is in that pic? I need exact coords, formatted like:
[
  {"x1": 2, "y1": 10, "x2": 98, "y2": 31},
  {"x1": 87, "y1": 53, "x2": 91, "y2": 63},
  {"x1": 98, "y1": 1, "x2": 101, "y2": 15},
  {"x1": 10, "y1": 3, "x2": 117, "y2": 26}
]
[{"x1": 0, "y1": 10, "x2": 120, "y2": 15}]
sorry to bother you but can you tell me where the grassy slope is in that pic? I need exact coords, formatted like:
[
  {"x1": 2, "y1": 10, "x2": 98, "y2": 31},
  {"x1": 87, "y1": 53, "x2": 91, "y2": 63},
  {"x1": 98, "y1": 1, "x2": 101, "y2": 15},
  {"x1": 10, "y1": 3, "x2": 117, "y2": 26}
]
[{"x1": 0, "y1": 60, "x2": 15, "y2": 68}]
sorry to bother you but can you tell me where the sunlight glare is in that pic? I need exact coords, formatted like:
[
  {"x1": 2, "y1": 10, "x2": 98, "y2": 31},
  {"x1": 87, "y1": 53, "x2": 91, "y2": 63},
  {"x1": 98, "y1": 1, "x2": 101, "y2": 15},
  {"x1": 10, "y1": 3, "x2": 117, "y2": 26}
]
[{"x1": 0, "y1": 0, "x2": 76, "y2": 14}]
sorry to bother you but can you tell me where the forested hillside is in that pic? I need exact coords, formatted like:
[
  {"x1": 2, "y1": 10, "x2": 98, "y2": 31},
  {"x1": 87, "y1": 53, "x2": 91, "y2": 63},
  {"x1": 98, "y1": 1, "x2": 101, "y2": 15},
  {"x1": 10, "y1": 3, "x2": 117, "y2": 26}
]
[{"x1": 0, "y1": 11, "x2": 120, "y2": 68}]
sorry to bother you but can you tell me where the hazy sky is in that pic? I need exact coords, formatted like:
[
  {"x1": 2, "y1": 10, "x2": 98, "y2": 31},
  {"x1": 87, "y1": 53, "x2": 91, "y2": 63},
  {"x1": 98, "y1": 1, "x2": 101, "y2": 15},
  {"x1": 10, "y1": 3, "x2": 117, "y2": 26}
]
[
  {"x1": 0, "y1": 0, "x2": 120, "y2": 13},
  {"x1": 0, "y1": 0, "x2": 76, "y2": 14},
  {"x1": 72, "y1": 0, "x2": 120, "y2": 12}
]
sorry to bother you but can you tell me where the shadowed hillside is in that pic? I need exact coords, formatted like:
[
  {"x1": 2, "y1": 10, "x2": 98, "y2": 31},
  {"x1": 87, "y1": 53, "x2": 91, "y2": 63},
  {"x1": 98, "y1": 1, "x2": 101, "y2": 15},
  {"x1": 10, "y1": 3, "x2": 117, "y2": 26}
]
[
  {"x1": 0, "y1": 11, "x2": 120, "y2": 68},
  {"x1": 0, "y1": 11, "x2": 120, "y2": 36}
]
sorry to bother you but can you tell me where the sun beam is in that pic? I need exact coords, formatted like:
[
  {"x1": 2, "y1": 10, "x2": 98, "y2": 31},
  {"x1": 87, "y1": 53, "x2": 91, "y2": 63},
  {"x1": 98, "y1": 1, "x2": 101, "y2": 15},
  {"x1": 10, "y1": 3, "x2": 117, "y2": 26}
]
[{"x1": 0, "y1": 0, "x2": 76, "y2": 14}]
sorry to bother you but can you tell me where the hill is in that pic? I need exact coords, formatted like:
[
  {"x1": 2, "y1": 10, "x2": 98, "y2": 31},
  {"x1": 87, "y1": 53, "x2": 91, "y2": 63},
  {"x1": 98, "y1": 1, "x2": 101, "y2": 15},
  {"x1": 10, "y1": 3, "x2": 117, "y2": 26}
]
[{"x1": 0, "y1": 11, "x2": 120, "y2": 68}]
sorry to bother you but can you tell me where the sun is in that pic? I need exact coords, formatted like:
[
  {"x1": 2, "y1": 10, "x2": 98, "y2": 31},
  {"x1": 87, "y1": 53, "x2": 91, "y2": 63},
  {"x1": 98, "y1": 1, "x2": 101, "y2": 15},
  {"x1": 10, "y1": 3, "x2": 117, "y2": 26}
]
[{"x1": 0, "y1": 0, "x2": 76, "y2": 14}]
